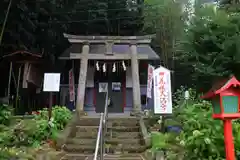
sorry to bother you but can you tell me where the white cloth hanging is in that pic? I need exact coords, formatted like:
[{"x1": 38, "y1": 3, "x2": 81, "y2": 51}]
[
  {"x1": 96, "y1": 61, "x2": 99, "y2": 71},
  {"x1": 103, "y1": 63, "x2": 106, "y2": 72},
  {"x1": 112, "y1": 63, "x2": 116, "y2": 72}
]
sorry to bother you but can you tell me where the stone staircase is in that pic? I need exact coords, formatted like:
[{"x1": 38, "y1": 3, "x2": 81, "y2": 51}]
[{"x1": 58, "y1": 116, "x2": 146, "y2": 160}]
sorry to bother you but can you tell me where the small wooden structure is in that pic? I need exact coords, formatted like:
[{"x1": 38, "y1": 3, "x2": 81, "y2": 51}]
[
  {"x1": 59, "y1": 34, "x2": 159, "y2": 116},
  {"x1": 3, "y1": 50, "x2": 43, "y2": 113}
]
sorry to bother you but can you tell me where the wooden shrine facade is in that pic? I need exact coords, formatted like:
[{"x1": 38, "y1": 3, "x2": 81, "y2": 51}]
[
  {"x1": 2, "y1": 50, "x2": 44, "y2": 114},
  {"x1": 59, "y1": 34, "x2": 159, "y2": 115}
]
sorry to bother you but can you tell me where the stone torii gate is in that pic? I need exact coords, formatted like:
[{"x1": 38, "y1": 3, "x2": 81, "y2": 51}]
[{"x1": 63, "y1": 34, "x2": 155, "y2": 116}]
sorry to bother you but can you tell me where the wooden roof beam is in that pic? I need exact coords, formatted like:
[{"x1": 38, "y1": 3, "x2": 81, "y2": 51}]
[
  {"x1": 68, "y1": 53, "x2": 159, "y2": 60},
  {"x1": 63, "y1": 33, "x2": 154, "y2": 44}
]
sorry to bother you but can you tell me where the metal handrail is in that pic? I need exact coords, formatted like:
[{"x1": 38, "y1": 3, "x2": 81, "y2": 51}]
[
  {"x1": 93, "y1": 113, "x2": 103, "y2": 160},
  {"x1": 93, "y1": 91, "x2": 109, "y2": 160}
]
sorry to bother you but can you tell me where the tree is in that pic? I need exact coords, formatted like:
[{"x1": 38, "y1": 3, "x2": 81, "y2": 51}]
[
  {"x1": 0, "y1": 0, "x2": 144, "y2": 59},
  {"x1": 219, "y1": 0, "x2": 240, "y2": 12},
  {"x1": 0, "y1": 0, "x2": 145, "y2": 97},
  {"x1": 177, "y1": 5, "x2": 240, "y2": 91},
  {"x1": 143, "y1": 0, "x2": 189, "y2": 89},
  {"x1": 143, "y1": 0, "x2": 185, "y2": 67}
]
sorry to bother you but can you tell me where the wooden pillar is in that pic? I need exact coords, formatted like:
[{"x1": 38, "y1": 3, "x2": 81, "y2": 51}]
[
  {"x1": 76, "y1": 43, "x2": 89, "y2": 115},
  {"x1": 22, "y1": 62, "x2": 29, "y2": 88},
  {"x1": 130, "y1": 43, "x2": 141, "y2": 114}
]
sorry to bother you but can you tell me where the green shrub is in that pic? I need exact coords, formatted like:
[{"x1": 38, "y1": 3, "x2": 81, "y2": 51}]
[
  {"x1": 0, "y1": 106, "x2": 72, "y2": 159},
  {"x1": 0, "y1": 106, "x2": 72, "y2": 149},
  {"x1": 0, "y1": 125, "x2": 14, "y2": 146},
  {"x1": 35, "y1": 106, "x2": 72, "y2": 130},
  {"x1": 150, "y1": 88, "x2": 240, "y2": 160},
  {"x1": 176, "y1": 101, "x2": 225, "y2": 160},
  {"x1": 26, "y1": 119, "x2": 53, "y2": 146},
  {"x1": 0, "y1": 147, "x2": 35, "y2": 160},
  {"x1": 151, "y1": 132, "x2": 173, "y2": 151},
  {"x1": 0, "y1": 104, "x2": 12, "y2": 125},
  {"x1": 21, "y1": 106, "x2": 72, "y2": 146}
]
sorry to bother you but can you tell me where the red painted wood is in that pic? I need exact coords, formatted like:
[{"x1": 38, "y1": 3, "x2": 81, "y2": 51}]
[
  {"x1": 202, "y1": 76, "x2": 240, "y2": 99},
  {"x1": 223, "y1": 119, "x2": 235, "y2": 160},
  {"x1": 212, "y1": 113, "x2": 240, "y2": 119}
]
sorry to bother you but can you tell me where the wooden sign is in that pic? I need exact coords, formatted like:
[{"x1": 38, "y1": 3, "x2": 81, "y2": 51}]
[
  {"x1": 112, "y1": 82, "x2": 121, "y2": 91},
  {"x1": 43, "y1": 73, "x2": 61, "y2": 92},
  {"x1": 99, "y1": 83, "x2": 108, "y2": 93}
]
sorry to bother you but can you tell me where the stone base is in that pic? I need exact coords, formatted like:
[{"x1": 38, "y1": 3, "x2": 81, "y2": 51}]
[
  {"x1": 76, "y1": 110, "x2": 88, "y2": 118},
  {"x1": 56, "y1": 112, "x2": 78, "y2": 149},
  {"x1": 130, "y1": 110, "x2": 143, "y2": 117}
]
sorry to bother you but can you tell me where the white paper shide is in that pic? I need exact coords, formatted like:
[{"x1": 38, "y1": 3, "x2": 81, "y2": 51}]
[{"x1": 153, "y1": 67, "x2": 172, "y2": 114}]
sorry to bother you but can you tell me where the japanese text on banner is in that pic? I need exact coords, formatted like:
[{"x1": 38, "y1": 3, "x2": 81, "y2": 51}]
[
  {"x1": 153, "y1": 67, "x2": 172, "y2": 114},
  {"x1": 69, "y1": 69, "x2": 75, "y2": 102},
  {"x1": 147, "y1": 64, "x2": 154, "y2": 98}
]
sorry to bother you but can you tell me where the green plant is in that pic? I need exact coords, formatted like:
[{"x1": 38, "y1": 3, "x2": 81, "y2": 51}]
[
  {"x1": 164, "y1": 119, "x2": 181, "y2": 126},
  {"x1": 0, "y1": 106, "x2": 72, "y2": 149},
  {"x1": 27, "y1": 119, "x2": 52, "y2": 144},
  {"x1": 172, "y1": 86, "x2": 187, "y2": 105},
  {"x1": 0, "y1": 125, "x2": 14, "y2": 147},
  {"x1": 146, "y1": 111, "x2": 160, "y2": 127},
  {"x1": 176, "y1": 101, "x2": 225, "y2": 160},
  {"x1": 153, "y1": 87, "x2": 240, "y2": 159},
  {"x1": 36, "y1": 106, "x2": 72, "y2": 130},
  {"x1": 233, "y1": 121, "x2": 240, "y2": 158},
  {"x1": 0, "y1": 147, "x2": 35, "y2": 160},
  {"x1": 151, "y1": 132, "x2": 172, "y2": 151},
  {"x1": 0, "y1": 104, "x2": 12, "y2": 125}
]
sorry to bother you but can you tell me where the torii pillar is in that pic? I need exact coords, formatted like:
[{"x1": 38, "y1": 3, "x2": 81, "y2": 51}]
[
  {"x1": 76, "y1": 43, "x2": 89, "y2": 116},
  {"x1": 130, "y1": 42, "x2": 141, "y2": 115}
]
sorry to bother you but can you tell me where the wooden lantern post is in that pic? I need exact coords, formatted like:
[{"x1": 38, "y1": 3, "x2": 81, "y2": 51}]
[{"x1": 202, "y1": 76, "x2": 240, "y2": 160}]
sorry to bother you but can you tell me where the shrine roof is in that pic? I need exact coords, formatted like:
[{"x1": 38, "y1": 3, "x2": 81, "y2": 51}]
[
  {"x1": 201, "y1": 76, "x2": 240, "y2": 99},
  {"x1": 2, "y1": 50, "x2": 42, "y2": 62},
  {"x1": 59, "y1": 43, "x2": 159, "y2": 60}
]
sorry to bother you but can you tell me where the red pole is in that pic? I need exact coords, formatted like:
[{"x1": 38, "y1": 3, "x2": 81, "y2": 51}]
[{"x1": 223, "y1": 119, "x2": 235, "y2": 160}]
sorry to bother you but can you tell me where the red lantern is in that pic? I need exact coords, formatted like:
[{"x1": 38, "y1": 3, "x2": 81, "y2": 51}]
[
  {"x1": 202, "y1": 76, "x2": 240, "y2": 120},
  {"x1": 202, "y1": 76, "x2": 240, "y2": 160}
]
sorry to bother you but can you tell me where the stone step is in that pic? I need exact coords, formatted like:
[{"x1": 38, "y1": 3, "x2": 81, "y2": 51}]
[
  {"x1": 110, "y1": 132, "x2": 142, "y2": 139},
  {"x1": 105, "y1": 138, "x2": 144, "y2": 145},
  {"x1": 66, "y1": 138, "x2": 96, "y2": 145},
  {"x1": 76, "y1": 126, "x2": 140, "y2": 133},
  {"x1": 77, "y1": 118, "x2": 139, "y2": 126},
  {"x1": 87, "y1": 155, "x2": 144, "y2": 160},
  {"x1": 66, "y1": 138, "x2": 143, "y2": 146},
  {"x1": 60, "y1": 154, "x2": 144, "y2": 160},
  {"x1": 101, "y1": 154, "x2": 143, "y2": 160},
  {"x1": 75, "y1": 131, "x2": 141, "y2": 139},
  {"x1": 62, "y1": 144, "x2": 146, "y2": 154},
  {"x1": 62, "y1": 144, "x2": 95, "y2": 154},
  {"x1": 60, "y1": 154, "x2": 88, "y2": 160}
]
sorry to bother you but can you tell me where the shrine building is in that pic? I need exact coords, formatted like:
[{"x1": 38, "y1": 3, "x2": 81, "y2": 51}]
[{"x1": 58, "y1": 34, "x2": 159, "y2": 114}]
